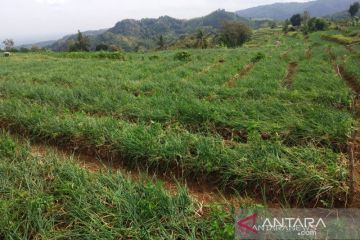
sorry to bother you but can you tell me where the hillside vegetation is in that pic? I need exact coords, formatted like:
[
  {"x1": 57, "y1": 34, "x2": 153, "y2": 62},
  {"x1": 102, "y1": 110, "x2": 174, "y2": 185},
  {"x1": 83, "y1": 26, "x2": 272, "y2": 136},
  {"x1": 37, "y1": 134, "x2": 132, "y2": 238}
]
[
  {"x1": 1, "y1": 27, "x2": 358, "y2": 202},
  {"x1": 1, "y1": 22, "x2": 360, "y2": 238},
  {"x1": 50, "y1": 10, "x2": 249, "y2": 51}
]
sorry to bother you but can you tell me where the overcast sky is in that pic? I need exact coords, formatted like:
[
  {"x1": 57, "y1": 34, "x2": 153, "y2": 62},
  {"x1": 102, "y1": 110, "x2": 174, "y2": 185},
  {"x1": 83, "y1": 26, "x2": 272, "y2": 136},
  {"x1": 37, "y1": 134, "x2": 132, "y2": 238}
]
[{"x1": 0, "y1": 0, "x2": 311, "y2": 44}]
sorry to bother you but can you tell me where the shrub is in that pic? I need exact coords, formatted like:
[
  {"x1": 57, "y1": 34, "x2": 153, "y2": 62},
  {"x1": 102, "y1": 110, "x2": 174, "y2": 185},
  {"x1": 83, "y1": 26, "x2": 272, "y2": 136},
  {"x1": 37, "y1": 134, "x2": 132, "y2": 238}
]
[
  {"x1": 95, "y1": 44, "x2": 109, "y2": 51},
  {"x1": 251, "y1": 52, "x2": 265, "y2": 63},
  {"x1": 53, "y1": 51, "x2": 126, "y2": 60},
  {"x1": 308, "y1": 18, "x2": 328, "y2": 32},
  {"x1": 174, "y1": 51, "x2": 191, "y2": 61},
  {"x1": 97, "y1": 51, "x2": 126, "y2": 60},
  {"x1": 109, "y1": 45, "x2": 122, "y2": 52},
  {"x1": 348, "y1": 31, "x2": 360, "y2": 37},
  {"x1": 149, "y1": 55, "x2": 160, "y2": 60},
  {"x1": 282, "y1": 19, "x2": 290, "y2": 34},
  {"x1": 19, "y1": 48, "x2": 30, "y2": 53}
]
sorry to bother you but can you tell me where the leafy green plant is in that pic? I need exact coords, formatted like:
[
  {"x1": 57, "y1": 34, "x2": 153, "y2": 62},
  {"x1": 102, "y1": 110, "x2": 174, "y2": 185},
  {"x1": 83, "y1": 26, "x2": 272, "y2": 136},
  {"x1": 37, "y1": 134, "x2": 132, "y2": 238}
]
[
  {"x1": 0, "y1": 133, "x2": 234, "y2": 239},
  {"x1": 0, "y1": 28, "x2": 356, "y2": 207},
  {"x1": 174, "y1": 51, "x2": 191, "y2": 61},
  {"x1": 251, "y1": 52, "x2": 265, "y2": 63}
]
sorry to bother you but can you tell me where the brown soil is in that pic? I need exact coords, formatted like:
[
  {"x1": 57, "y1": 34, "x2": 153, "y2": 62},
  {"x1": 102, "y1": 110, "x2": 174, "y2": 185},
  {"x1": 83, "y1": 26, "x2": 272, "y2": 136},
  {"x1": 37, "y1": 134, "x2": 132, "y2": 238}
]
[
  {"x1": 281, "y1": 48, "x2": 292, "y2": 61},
  {"x1": 196, "y1": 58, "x2": 225, "y2": 77},
  {"x1": 283, "y1": 62, "x2": 298, "y2": 88},
  {"x1": 327, "y1": 47, "x2": 360, "y2": 207},
  {"x1": 340, "y1": 68, "x2": 360, "y2": 207},
  {"x1": 346, "y1": 45, "x2": 354, "y2": 53},
  {"x1": 214, "y1": 126, "x2": 248, "y2": 143},
  {"x1": 29, "y1": 143, "x2": 265, "y2": 208},
  {"x1": 305, "y1": 48, "x2": 312, "y2": 59},
  {"x1": 225, "y1": 62, "x2": 255, "y2": 87}
]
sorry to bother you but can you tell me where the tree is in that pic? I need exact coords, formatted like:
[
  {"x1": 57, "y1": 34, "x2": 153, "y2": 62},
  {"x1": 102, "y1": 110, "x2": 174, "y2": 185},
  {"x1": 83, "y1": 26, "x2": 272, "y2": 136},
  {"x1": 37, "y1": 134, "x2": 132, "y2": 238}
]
[
  {"x1": 219, "y1": 21, "x2": 252, "y2": 48},
  {"x1": 65, "y1": 39, "x2": 76, "y2": 51},
  {"x1": 195, "y1": 29, "x2": 208, "y2": 49},
  {"x1": 315, "y1": 18, "x2": 327, "y2": 31},
  {"x1": 69, "y1": 30, "x2": 90, "y2": 52},
  {"x1": 349, "y1": 2, "x2": 360, "y2": 18},
  {"x1": 302, "y1": 11, "x2": 311, "y2": 25},
  {"x1": 3, "y1": 39, "x2": 15, "y2": 51},
  {"x1": 270, "y1": 22, "x2": 277, "y2": 29},
  {"x1": 76, "y1": 30, "x2": 90, "y2": 51},
  {"x1": 282, "y1": 19, "x2": 290, "y2": 34},
  {"x1": 290, "y1": 14, "x2": 302, "y2": 27},
  {"x1": 157, "y1": 35, "x2": 165, "y2": 50},
  {"x1": 95, "y1": 44, "x2": 109, "y2": 51}
]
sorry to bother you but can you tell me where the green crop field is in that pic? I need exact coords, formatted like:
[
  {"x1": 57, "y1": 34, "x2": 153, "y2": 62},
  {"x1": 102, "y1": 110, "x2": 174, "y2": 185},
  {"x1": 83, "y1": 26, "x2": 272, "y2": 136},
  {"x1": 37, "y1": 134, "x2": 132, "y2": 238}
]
[{"x1": 1, "y1": 26, "x2": 360, "y2": 239}]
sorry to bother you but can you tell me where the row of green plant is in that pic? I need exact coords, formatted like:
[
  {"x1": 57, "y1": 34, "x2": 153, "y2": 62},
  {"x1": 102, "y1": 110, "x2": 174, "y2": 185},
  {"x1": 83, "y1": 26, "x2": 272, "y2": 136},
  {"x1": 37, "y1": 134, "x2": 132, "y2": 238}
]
[
  {"x1": 0, "y1": 28, "x2": 355, "y2": 205},
  {"x1": 0, "y1": 40, "x2": 352, "y2": 147},
  {"x1": 48, "y1": 51, "x2": 127, "y2": 60},
  {"x1": 0, "y1": 132, "x2": 234, "y2": 239},
  {"x1": 322, "y1": 34, "x2": 360, "y2": 45},
  {"x1": 0, "y1": 98, "x2": 349, "y2": 205}
]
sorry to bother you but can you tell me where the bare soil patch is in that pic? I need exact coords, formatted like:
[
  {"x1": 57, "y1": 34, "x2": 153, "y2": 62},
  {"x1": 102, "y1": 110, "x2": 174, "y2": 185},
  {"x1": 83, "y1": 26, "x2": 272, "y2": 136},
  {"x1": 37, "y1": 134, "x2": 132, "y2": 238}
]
[
  {"x1": 305, "y1": 48, "x2": 312, "y2": 59},
  {"x1": 225, "y1": 62, "x2": 255, "y2": 87},
  {"x1": 283, "y1": 62, "x2": 298, "y2": 88}
]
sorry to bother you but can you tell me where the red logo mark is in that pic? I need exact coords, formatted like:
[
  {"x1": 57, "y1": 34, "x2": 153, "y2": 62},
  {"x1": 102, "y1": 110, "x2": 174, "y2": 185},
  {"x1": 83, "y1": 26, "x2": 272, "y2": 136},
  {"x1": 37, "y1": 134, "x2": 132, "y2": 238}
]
[{"x1": 237, "y1": 213, "x2": 258, "y2": 235}]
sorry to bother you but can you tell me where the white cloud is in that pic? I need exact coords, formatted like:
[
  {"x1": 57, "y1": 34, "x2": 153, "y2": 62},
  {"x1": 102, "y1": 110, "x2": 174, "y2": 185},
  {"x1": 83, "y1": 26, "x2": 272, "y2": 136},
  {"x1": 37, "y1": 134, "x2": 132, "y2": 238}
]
[{"x1": 35, "y1": 0, "x2": 67, "y2": 5}]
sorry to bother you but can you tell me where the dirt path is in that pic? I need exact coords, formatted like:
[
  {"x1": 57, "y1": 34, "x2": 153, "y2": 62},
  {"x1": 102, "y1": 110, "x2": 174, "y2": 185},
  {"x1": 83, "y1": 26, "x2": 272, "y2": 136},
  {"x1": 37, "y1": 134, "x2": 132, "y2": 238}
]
[
  {"x1": 327, "y1": 47, "x2": 360, "y2": 207},
  {"x1": 199, "y1": 58, "x2": 225, "y2": 75},
  {"x1": 305, "y1": 47, "x2": 312, "y2": 59},
  {"x1": 30, "y1": 143, "x2": 263, "y2": 208},
  {"x1": 225, "y1": 62, "x2": 255, "y2": 87},
  {"x1": 281, "y1": 48, "x2": 293, "y2": 61},
  {"x1": 283, "y1": 62, "x2": 298, "y2": 88},
  {"x1": 346, "y1": 45, "x2": 354, "y2": 53}
]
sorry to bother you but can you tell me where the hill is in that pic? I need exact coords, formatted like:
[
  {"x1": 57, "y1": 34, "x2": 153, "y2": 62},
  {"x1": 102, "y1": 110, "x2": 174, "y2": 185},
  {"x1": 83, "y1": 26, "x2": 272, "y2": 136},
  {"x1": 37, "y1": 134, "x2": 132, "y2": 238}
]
[
  {"x1": 49, "y1": 10, "x2": 248, "y2": 51},
  {"x1": 19, "y1": 40, "x2": 57, "y2": 49},
  {"x1": 236, "y1": 0, "x2": 357, "y2": 20},
  {"x1": 49, "y1": 28, "x2": 108, "y2": 51}
]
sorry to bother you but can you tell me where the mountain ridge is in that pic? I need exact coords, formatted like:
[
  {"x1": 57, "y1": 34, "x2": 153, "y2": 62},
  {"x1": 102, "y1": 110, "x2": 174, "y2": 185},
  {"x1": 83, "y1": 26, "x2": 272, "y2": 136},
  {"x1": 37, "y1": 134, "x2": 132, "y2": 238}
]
[
  {"x1": 49, "y1": 10, "x2": 248, "y2": 51},
  {"x1": 236, "y1": 0, "x2": 358, "y2": 20}
]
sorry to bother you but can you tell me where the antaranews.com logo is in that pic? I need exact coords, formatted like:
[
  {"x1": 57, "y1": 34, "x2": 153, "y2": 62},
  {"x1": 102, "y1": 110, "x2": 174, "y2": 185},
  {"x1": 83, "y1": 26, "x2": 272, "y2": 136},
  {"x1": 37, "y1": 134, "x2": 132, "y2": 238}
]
[{"x1": 235, "y1": 209, "x2": 360, "y2": 240}]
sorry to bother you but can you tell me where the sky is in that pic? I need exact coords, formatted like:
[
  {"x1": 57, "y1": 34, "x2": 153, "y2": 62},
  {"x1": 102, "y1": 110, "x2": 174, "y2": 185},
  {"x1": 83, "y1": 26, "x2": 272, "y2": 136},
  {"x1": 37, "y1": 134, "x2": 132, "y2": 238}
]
[{"x1": 0, "y1": 0, "x2": 311, "y2": 45}]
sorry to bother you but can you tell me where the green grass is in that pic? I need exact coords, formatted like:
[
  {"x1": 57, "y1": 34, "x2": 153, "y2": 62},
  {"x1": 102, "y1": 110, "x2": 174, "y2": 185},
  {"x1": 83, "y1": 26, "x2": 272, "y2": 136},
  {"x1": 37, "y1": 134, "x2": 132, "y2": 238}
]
[
  {"x1": 322, "y1": 34, "x2": 356, "y2": 45},
  {"x1": 2, "y1": 26, "x2": 360, "y2": 239},
  {"x1": 48, "y1": 51, "x2": 127, "y2": 60},
  {"x1": 0, "y1": 132, "x2": 234, "y2": 239},
  {"x1": 0, "y1": 28, "x2": 357, "y2": 207}
]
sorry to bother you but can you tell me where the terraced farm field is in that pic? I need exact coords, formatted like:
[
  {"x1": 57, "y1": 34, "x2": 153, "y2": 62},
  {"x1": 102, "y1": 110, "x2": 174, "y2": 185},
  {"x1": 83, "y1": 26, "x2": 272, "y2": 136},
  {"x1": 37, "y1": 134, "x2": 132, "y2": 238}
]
[{"x1": 1, "y1": 27, "x2": 360, "y2": 238}]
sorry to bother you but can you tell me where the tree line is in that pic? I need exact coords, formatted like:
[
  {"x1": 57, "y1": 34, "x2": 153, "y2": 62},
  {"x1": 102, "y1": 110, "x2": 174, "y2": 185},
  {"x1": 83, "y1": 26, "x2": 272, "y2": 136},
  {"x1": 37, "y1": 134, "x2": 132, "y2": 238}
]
[
  {"x1": 2, "y1": 2, "x2": 359, "y2": 53},
  {"x1": 283, "y1": 2, "x2": 359, "y2": 34}
]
